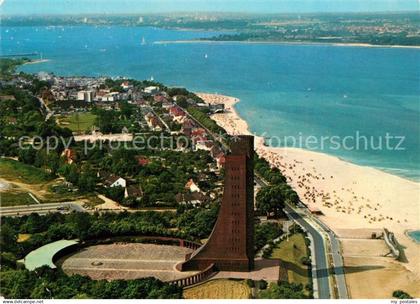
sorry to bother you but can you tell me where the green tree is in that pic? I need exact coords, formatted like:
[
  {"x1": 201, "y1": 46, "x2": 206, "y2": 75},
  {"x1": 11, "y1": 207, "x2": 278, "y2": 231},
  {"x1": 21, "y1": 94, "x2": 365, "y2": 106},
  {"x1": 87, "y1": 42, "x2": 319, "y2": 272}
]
[
  {"x1": 254, "y1": 222, "x2": 283, "y2": 252},
  {"x1": 18, "y1": 147, "x2": 37, "y2": 165},
  {"x1": 58, "y1": 163, "x2": 79, "y2": 185},
  {"x1": 0, "y1": 270, "x2": 35, "y2": 298},
  {"x1": 256, "y1": 185, "x2": 286, "y2": 217},
  {"x1": 77, "y1": 165, "x2": 97, "y2": 192},
  {"x1": 1, "y1": 252, "x2": 17, "y2": 269},
  {"x1": 393, "y1": 290, "x2": 412, "y2": 299},
  {"x1": 105, "y1": 186, "x2": 125, "y2": 203},
  {"x1": 259, "y1": 282, "x2": 307, "y2": 299},
  {"x1": 0, "y1": 224, "x2": 17, "y2": 253},
  {"x1": 68, "y1": 212, "x2": 92, "y2": 240}
]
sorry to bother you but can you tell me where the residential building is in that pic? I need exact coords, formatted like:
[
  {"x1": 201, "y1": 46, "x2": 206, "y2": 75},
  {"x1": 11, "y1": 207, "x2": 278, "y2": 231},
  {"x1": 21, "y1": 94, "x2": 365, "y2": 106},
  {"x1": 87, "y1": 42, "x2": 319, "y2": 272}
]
[
  {"x1": 195, "y1": 140, "x2": 214, "y2": 151},
  {"x1": 175, "y1": 192, "x2": 207, "y2": 206},
  {"x1": 185, "y1": 179, "x2": 201, "y2": 193},
  {"x1": 77, "y1": 90, "x2": 94, "y2": 102},
  {"x1": 104, "y1": 175, "x2": 127, "y2": 188},
  {"x1": 124, "y1": 185, "x2": 143, "y2": 200},
  {"x1": 144, "y1": 86, "x2": 160, "y2": 95},
  {"x1": 121, "y1": 81, "x2": 133, "y2": 90}
]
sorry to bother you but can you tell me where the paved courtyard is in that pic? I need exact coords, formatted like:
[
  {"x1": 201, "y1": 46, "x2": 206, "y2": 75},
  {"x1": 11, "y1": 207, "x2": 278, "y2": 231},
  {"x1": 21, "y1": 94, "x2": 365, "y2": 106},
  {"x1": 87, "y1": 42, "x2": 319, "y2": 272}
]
[
  {"x1": 214, "y1": 258, "x2": 280, "y2": 282},
  {"x1": 59, "y1": 243, "x2": 198, "y2": 281}
]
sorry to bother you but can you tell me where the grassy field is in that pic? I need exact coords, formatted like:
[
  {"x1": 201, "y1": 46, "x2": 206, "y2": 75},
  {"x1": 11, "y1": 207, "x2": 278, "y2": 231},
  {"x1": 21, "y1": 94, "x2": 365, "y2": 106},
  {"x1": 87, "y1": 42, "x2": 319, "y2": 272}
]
[
  {"x1": 183, "y1": 279, "x2": 251, "y2": 299},
  {"x1": 58, "y1": 112, "x2": 96, "y2": 132},
  {"x1": 0, "y1": 191, "x2": 38, "y2": 207},
  {"x1": 0, "y1": 159, "x2": 100, "y2": 206},
  {"x1": 270, "y1": 233, "x2": 310, "y2": 288},
  {"x1": 0, "y1": 159, "x2": 52, "y2": 184}
]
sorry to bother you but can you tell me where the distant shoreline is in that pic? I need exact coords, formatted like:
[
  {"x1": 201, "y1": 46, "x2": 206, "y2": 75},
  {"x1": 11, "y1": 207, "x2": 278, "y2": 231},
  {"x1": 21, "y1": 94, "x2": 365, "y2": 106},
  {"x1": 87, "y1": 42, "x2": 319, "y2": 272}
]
[
  {"x1": 154, "y1": 40, "x2": 420, "y2": 49},
  {"x1": 24, "y1": 59, "x2": 50, "y2": 65}
]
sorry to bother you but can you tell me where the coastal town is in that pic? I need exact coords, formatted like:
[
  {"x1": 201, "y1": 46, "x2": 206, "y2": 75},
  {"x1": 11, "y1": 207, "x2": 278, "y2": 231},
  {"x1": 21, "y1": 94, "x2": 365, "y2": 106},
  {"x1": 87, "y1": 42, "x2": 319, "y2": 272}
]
[
  {"x1": 1, "y1": 57, "x2": 419, "y2": 300},
  {"x1": 3, "y1": 12, "x2": 419, "y2": 46},
  {"x1": 1, "y1": 67, "x2": 229, "y2": 209},
  {"x1": 2, "y1": 0, "x2": 420, "y2": 300},
  {"x1": 1, "y1": 61, "x2": 306, "y2": 299}
]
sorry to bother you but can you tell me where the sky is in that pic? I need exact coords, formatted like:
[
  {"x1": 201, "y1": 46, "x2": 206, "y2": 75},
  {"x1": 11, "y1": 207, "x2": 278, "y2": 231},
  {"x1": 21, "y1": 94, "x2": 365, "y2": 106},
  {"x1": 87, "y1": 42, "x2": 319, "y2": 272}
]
[{"x1": 0, "y1": 0, "x2": 418, "y2": 15}]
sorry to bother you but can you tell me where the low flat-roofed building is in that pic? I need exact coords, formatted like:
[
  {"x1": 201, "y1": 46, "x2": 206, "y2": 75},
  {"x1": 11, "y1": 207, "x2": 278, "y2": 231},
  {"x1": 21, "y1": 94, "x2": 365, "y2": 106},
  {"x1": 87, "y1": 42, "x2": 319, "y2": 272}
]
[
  {"x1": 308, "y1": 205, "x2": 323, "y2": 215},
  {"x1": 144, "y1": 86, "x2": 160, "y2": 95}
]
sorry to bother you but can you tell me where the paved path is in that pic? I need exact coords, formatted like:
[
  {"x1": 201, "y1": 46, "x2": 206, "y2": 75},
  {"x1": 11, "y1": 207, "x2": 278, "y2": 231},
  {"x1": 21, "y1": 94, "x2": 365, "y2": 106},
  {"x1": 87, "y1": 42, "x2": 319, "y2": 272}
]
[
  {"x1": 149, "y1": 106, "x2": 171, "y2": 132},
  {"x1": 214, "y1": 258, "x2": 280, "y2": 282},
  {"x1": 28, "y1": 192, "x2": 41, "y2": 204},
  {"x1": 183, "y1": 107, "x2": 230, "y2": 151},
  {"x1": 37, "y1": 97, "x2": 53, "y2": 121},
  {"x1": 0, "y1": 202, "x2": 86, "y2": 217}
]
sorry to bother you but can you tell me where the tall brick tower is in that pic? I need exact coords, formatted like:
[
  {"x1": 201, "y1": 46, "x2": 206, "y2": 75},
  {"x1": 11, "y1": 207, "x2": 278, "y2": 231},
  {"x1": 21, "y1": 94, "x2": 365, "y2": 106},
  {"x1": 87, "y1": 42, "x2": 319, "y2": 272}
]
[{"x1": 178, "y1": 135, "x2": 254, "y2": 272}]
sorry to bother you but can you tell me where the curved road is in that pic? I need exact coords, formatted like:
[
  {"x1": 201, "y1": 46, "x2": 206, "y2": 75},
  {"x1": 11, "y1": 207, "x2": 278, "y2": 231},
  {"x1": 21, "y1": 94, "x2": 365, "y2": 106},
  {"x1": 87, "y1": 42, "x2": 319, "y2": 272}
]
[
  {"x1": 284, "y1": 205, "x2": 331, "y2": 299},
  {"x1": 255, "y1": 175, "x2": 332, "y2": 299}
]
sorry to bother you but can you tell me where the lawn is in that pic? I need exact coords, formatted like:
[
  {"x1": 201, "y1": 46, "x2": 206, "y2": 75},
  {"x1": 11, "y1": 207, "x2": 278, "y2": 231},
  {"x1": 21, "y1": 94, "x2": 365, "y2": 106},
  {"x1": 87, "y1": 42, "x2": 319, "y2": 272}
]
[
  {"x1": 183, "y1": 279, "x2": 251, "y2": 299},
  {"x1": 0, "y1": 159, "x2": 52, "y2": 184},
  {"x1": 58, "y1": 112, "x2": 97, "y2": 133},
  {"x1": 0, "y1": 191, "x2": 38, "y2": 207},
  {"x1": 270, "y1": 233, "x2": 311, "y2": 288},
  {"x1": 0, "y1": 159, "x2": 98, "y2": 205}
]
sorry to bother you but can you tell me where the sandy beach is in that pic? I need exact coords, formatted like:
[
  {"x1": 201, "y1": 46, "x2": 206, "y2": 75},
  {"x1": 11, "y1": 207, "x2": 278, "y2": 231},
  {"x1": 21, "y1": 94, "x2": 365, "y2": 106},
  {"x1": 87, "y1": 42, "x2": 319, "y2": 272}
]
[
  {"x1": 154, "y1": 40, "x2": 420, "y2": 49},
  {"x1": 24, "y1": 59, "x2": 50, "y2": 65},
  {"x1": 23, "y1": 59, "x2": 50, "y2": 65},
  {"x1": 197, "y1": 92, "x2": 420, "y2": 298}
]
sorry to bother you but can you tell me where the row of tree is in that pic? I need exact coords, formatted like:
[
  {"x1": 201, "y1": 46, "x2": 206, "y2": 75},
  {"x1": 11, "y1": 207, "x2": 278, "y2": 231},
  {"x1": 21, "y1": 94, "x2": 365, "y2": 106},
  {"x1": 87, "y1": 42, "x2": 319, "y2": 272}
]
[
  {"x1": 259, "y1": 281, "x2": 308, "y2": 299},
  {"x1": 0, "y1": 205, "x2": 221, "y2": 259},
  {"x1": 0, "y1": 266, "x2": 182, "y2": 299},
  {"x1": 186, "y1": 107, "x2": 226, "y2": 135},
  {"x1": 254, "y1": 154, "x2": 299, "y2": 217}
]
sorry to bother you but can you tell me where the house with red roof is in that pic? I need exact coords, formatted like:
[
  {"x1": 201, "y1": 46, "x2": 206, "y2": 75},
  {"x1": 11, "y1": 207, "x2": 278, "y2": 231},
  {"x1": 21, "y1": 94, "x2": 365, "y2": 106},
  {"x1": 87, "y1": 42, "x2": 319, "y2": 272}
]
[
  {"x1": 215, "y1": 153, "x2": 226, "y2": 169},
  {"x1": 195, "y1": 140, "x2": 214, "y2": 151},
  {"x1": 185, "y1": 179, "x2": 201, "y2": 193},
  {"x1": 135, "y1": 155, "x2": 150, "y2": 167},
  {"x1": 169, "y1": 106, "x2": 186, "y2": 122},
  {"x1": 191, "y1": 128, "x2": 207, "y2": 138},
  {"x1": 181, "y1": 119, "x2": 196, "y2": 136},
  {"x1": 61, "y1": 148, "x2": 77, "y2": 164},
  {"x1": 153, "y1": 94, "x2": 167, "y2": 103},
  {"x1": 121, "y1": 81, "x2": 133, "y2": 90}
]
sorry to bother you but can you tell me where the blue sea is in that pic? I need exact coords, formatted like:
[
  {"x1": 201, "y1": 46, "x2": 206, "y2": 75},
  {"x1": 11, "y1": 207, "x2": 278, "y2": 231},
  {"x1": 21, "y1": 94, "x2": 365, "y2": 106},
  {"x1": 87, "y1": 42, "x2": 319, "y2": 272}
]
[
  {"x1": 407, "y1": 230, "x2": 420, "y2": 243},
  {"x1": 2, "y1": 26, "x2": 419, "y2": 181}
]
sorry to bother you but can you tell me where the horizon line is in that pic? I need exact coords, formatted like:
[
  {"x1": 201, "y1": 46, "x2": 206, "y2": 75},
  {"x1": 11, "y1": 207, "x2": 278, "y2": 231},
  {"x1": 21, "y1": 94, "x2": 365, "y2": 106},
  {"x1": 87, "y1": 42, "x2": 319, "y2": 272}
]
[{"x1": 2, "y1": 10, "x2": 419, "y2": 17}]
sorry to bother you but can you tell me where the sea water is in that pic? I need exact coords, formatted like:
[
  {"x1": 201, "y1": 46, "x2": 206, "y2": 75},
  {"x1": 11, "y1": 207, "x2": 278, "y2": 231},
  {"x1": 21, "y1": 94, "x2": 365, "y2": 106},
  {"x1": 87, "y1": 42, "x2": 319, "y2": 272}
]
[
  {"x1": 407, "y1": 230, "x2": 420, "y2": 243},
  {"x1": 2, "y1": 26, "x2": 419, "y2": 180}
]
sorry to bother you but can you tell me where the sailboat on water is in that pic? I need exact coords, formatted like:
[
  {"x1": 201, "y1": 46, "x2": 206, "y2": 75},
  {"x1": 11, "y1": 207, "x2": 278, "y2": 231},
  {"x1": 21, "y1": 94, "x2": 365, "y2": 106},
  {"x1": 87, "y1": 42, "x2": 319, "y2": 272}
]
[{"x1": 141, "y1": 37, "x2": 146, "y2": 45}]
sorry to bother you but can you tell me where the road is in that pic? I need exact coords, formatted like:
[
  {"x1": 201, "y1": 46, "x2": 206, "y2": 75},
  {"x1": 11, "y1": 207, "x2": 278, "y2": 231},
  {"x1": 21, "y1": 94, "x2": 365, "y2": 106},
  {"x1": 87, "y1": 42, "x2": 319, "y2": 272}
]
[
  {"x1": 37, "y1": 97, "x2": 53, "y2": 121},
  {"x1": 254, "y1": 175, "x2": 331, "y2": 299},
  {"x1": 183, "y1": 107, "x2": 230, "y2": 151},
  {"x1": 148, "y1": 106, "x2": 171, "y2": 132},
  {"x1": 0, "y1": 202, "x2": 86, "y2": 217},
  {"x1": 283, "y1": 205, "x2": 331, "y2": 299},
  {"x1": 181, "y1": 107, "x2": 346, "y2": 298},
  {"x1": 309, "y1": 214, "x2": 348, "y2": 299}
]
